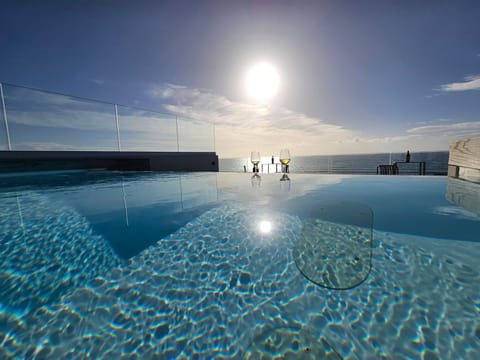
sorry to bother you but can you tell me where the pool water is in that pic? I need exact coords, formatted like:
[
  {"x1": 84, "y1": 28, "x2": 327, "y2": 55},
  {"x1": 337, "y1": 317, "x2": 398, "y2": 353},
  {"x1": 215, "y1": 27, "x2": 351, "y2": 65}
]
[{"x1": 0, "y1": 171, "x2": 479, "y2": 359}]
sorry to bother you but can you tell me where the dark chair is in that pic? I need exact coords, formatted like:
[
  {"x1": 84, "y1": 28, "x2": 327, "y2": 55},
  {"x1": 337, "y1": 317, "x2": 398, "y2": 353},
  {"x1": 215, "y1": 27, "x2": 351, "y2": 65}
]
[{"x1": 377, "y1": 164, "x2": 398, "y2": 175}]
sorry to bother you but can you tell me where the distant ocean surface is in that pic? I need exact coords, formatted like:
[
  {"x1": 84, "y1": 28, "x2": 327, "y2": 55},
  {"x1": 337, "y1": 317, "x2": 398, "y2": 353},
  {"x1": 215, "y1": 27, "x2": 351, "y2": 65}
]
[{"x1": 219, "y1": 151, "x2": 449, "y2": 175}]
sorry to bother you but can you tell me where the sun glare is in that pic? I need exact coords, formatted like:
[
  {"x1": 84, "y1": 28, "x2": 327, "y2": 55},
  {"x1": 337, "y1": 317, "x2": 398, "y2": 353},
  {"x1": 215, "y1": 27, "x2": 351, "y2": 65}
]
[
  {"x1": 259, "y1": 220, "x2": 272, "y2": 234},
  {"x1": 246, "y1": 62, "x2": 280, "y2": 102}
]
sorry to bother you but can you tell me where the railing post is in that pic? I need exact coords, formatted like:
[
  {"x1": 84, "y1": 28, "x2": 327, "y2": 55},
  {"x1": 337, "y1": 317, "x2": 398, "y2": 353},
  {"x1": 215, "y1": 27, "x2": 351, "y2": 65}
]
[
  {"x1": 212, "y1": 121, "x2": 216, "y2": 152},
  {"x1": 114, "y1": 104, "x2": 121, "y2": 151},
  {"x1": 175, "y1": 115, "x2": 179, "y2": 152},
  {"x1": 0, "y1": 83, "x2": 12, "y2": 150}
]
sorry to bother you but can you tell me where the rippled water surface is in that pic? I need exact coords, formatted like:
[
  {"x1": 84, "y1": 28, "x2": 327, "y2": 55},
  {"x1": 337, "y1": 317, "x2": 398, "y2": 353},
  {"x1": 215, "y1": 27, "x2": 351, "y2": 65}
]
[{"x1": 0, "y1": 171, "x2": 479, "y2": 359}]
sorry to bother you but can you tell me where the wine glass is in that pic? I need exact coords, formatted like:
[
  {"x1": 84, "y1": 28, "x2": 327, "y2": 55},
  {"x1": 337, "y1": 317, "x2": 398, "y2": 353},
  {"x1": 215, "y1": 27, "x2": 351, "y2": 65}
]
[
  {"x1": 251, "y1": 151, "x2": 260, "y2": 173},
  {"x1": 279, "y1": 149, "x2": 291, "y2": 173}
]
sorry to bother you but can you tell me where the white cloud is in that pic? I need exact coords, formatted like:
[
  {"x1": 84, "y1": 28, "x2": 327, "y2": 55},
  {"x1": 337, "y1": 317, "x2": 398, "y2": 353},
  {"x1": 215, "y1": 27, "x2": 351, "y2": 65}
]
[
  {"x1": 150, "y1": 83, "x2": 362, "y2": 157},
  {"x1": 440, "y1": 75, "x2": 480, "y2": 92},
  {"x1": 149, "y1": 83, "x2": 480, "y2": 157},
  {"x1": 4, "y1": 86, "x2": 178, "y2": 133},
  {"x1": 4, "y1": 82, "x2": 477, "y2": 156},
  {"x1": 406, "y1": 121, "x2": 480, "y2": 138},
  {"x1": 414, "y1": 118, "x2": 451, "y2": 125},
  {"x1": 14, "y1": 142, "x2": 111, "y2": 151},
  {"x1": 90, "y1": 79, "x2": 105, "y2": 86},
  {"x1": 150, "y1": 83, "x2": 480, "y2": 157}
]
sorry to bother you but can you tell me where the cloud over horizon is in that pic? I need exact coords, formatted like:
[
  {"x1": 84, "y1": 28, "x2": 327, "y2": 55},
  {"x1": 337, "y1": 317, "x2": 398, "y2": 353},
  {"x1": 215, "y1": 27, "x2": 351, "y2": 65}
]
[
  {"x1": 150, "y1": 83, "x2": 362, "y2": 157},
  {"x1": 149, "y1": 83, "x2": 478, "y2": 158},
  {"x1": 2, "y1": 82, "x2": 477, "y2": 155},
  {"x1": 440, "y1": 75, "x2": 480, "y2": 92},
  {"x1": 407, "y1": 121, "x2": 480, "y2": 137}
]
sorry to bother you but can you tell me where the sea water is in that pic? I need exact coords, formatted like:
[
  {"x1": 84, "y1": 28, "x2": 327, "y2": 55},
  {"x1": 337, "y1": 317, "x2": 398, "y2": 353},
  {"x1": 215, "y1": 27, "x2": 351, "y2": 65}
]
[{"x1": 220, "y1": 151, "x2": 449, "y2": 175}]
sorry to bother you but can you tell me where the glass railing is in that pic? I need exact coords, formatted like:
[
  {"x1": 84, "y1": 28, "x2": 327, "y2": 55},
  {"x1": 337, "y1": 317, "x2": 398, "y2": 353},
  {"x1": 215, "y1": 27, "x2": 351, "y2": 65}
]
[
  {"x1": 0, "y1": 83, "x2": 215, "y2": 152},
  {"x1": 177, "y1": 116, "x2": 215, "y2": 152},
  {"x1": 117, "y1": 105, "x2": 178, "y2": 152},
  {"x1": 0, "y1": 84, "x2": 11, "y2": 150},
  {"x1": 219, "y1": 152, "x2": 449, "y2": 175}
]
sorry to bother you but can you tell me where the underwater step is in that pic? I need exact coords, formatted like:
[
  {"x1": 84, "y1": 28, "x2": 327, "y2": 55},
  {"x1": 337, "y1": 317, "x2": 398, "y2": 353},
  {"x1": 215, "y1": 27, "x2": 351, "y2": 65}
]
[
  {"x1": 294, "y1": 202, "x2": 373, "y2": 290},
  {"x1": 244, "y1": 325, "x2": 342, "y2": 359}
]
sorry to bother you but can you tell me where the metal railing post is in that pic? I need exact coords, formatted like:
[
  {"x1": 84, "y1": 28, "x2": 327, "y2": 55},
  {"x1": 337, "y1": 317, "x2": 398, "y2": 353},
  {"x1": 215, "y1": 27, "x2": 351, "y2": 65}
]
[
  {"x1": 114, "y1": 104, "x2": 121, "y2": 151},
  {"x1": 175, "y1": 115, "x2": 180, "y2": 152},
  {"x1": 212, "y1": 121, "x2": 216, "y2": 152},
  {"x1": 0, "y1": 83, "x2": 12, "y2": 150}
]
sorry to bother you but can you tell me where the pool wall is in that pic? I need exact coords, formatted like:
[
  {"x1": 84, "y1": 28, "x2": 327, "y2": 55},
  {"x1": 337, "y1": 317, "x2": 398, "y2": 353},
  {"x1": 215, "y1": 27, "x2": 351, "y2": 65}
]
[{"x1": 0, "y1": 150, "x2": 219, "y2": 172}]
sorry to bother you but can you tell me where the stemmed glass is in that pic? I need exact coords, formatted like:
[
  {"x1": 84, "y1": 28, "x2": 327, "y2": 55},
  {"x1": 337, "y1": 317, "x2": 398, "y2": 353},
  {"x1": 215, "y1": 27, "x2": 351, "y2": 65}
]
[
  {"x1": 279, "y1": 149, "x2": 291, "y2": 173},
  {"x1": 251, "y1": 151, "x2": 260, "y2": 173}
]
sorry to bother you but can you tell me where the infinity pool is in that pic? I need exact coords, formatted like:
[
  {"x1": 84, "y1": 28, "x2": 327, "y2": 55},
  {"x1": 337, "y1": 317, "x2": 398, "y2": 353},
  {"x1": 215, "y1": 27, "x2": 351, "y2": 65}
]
[{"x1": 0, "y1": 171, "x2": 479, "y2": 359}]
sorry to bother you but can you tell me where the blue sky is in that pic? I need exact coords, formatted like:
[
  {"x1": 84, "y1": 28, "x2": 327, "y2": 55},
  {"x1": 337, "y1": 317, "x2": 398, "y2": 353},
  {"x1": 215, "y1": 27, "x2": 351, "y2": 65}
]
[{"x1": 1, "y1": 0, "x2": 479, "y2": 157}]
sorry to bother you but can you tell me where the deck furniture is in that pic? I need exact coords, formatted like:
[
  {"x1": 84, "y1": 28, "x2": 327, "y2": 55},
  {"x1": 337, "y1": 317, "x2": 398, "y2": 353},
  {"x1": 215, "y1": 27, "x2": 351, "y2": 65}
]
[
  {"x1": 377, "y1": 161, "x2": 426, "y2": 175},
  {"x1": 376, "y1": 164, "x2": 399, "y2": 175},
  {"x1": 261, "y1": 162, "x2": 282, "y2": 173},
  {"x1": 448, "y1": 136, "x2": 480, "y2": 183}
]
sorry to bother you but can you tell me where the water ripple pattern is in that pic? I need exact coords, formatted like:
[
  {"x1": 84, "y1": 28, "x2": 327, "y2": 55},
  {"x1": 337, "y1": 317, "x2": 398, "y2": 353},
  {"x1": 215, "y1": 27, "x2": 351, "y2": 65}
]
[
  {"x1": 0, "y1": 191, "x2": 122, "y2": 314},
  {"x1": 245, "y1": 325, "x2": 342, "y2": 359},
  {"x1": 0, "y1": 201, "x2": 479, "y2": 359}
]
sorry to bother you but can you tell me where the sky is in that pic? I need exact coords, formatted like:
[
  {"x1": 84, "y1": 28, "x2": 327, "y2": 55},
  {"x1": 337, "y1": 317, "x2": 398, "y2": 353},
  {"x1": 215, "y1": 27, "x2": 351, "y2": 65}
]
[{"x1": 1, "y1": 0, "x2": 480, "y2": 158}]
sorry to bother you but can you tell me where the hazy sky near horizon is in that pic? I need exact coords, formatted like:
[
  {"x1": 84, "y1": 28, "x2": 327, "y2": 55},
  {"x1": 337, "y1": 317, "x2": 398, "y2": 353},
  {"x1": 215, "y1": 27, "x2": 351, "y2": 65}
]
[{"x1": 1, "y1": 0, "x2": 480, "y2": 158}]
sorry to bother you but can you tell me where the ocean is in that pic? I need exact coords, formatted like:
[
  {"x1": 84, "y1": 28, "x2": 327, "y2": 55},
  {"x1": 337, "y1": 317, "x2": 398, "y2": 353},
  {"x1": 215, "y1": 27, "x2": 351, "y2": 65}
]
[{"x1": 219, "y1": 151, "x2": 449, "y2": 175}]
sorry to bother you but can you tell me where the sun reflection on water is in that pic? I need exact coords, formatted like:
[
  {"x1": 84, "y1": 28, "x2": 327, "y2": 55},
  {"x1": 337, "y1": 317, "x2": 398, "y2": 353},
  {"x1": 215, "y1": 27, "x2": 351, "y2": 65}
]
[{"x1": 258, "y1": 220, "x2": 272, "y2": 234}]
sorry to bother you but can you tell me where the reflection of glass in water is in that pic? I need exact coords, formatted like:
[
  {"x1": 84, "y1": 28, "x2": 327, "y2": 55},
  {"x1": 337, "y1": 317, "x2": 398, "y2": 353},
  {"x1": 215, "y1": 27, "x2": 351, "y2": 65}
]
[
  {"x1": 279, "y1": 149, "x2": 291, "y2": 165},
  {"x1": 251, "y1": 174, "x2": 261, "y2": 187},
  {"x1": 280, "y1": 174, "x2": 291, "y2": 192}
]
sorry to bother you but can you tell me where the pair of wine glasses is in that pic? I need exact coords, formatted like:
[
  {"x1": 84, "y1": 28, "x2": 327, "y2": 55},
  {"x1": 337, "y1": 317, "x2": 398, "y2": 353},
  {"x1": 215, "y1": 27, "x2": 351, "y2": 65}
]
[{"x1": 250, "y1": 149, "x2": 291, "y2": 173}]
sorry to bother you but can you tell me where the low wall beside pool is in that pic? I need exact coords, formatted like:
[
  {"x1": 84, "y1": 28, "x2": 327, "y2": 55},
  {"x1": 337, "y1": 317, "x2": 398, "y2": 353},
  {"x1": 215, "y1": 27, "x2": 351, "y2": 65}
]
[{"x1": 0, "y1": 151, "x2": 219, "y2": 172}]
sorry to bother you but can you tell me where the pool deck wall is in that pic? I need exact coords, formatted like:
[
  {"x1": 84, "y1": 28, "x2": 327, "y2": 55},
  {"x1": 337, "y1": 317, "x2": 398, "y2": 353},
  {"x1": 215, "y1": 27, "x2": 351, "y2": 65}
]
[
  {"x1": 0, "y1": 151, "x2": 219, "y2": 172},
  {"x1": 448, "y1": 136, "x2": 480, "y2": 183}
]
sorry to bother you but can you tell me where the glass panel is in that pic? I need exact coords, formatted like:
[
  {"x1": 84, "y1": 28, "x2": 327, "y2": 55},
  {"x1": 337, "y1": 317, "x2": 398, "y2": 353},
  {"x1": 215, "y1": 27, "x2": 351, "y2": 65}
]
[
  {"x1": 177, "y1": 117, "x2": 214, "y2": 152},
  {"x1": 117, "y1": 106, "x2": 177, "y2": 152},
  {"x1": 294, "y1": 202, "x2": 373, "y2": 290},
  {"x1": 3, "y1": 84, "x2": 117, "y2": 151}
]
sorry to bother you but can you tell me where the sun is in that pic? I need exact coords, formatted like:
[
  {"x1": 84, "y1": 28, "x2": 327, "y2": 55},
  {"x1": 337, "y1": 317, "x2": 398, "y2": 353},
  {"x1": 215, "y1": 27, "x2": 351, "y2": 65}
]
[{"x1": 245, "y1": 62, "x2": 280, "y2": 102}]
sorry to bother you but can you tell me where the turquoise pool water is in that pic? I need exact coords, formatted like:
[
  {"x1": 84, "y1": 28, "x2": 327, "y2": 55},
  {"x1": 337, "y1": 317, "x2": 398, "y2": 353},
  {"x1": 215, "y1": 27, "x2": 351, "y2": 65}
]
[{"x1": 0, "y1": 171, "x2": 479, "y2": 359}]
